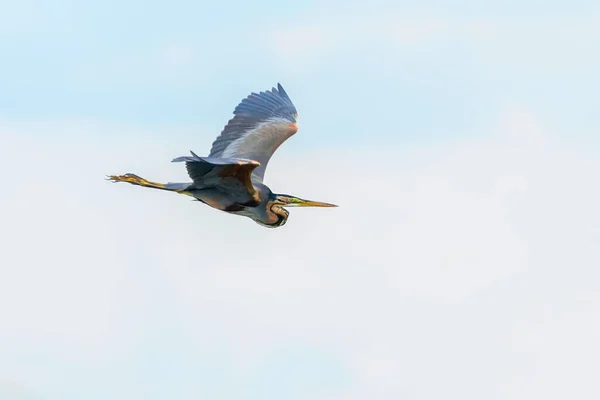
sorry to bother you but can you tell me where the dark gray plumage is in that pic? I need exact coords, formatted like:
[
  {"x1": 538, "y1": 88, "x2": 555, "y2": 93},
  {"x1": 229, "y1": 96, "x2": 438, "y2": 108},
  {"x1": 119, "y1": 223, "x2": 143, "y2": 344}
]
[{"x1": 108, "y1": 83, "x2": 336, "y2": 228}]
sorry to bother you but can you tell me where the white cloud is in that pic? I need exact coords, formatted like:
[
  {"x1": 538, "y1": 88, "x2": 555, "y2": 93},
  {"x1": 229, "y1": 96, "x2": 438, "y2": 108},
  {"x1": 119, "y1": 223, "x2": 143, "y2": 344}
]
[
  {"x1": 268, "y1": 14, "x2": 496, "y2": 70},
  {"x1": 0, "y1": 109, "x2": 598, "y2": 399},
  {"x1": 268, "y1": 11, "x2": 600, "y2": 74},
  {"x1": 72, "y1": 42, "x2": 206, "y2": 89}
]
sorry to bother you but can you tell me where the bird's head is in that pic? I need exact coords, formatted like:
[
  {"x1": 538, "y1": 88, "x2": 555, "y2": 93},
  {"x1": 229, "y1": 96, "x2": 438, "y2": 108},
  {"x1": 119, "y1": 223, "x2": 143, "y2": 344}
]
[{"x1": 257, "y1": 193, "x2": 337, "y2": 228}]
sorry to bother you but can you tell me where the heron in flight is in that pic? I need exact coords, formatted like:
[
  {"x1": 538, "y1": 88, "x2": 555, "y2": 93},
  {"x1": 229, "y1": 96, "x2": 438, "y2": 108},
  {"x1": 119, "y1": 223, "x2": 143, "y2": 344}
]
[{"x1": 108, "y1": 83, "x2": 337, "y2": 228}]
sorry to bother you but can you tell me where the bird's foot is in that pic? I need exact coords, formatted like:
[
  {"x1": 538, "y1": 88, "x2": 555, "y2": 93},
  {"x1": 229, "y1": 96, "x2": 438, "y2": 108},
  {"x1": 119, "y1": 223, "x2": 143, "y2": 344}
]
[
  {"x1": 106, "y1": 173, "x2": 167, "y2": 190},
  {"x1": 106, "y1": 173, "x2": 147, "y2": 185}
]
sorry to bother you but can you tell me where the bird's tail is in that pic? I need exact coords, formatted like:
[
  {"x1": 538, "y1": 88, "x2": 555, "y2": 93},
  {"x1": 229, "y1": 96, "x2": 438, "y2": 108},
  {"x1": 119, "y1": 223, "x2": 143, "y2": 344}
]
[{"x1": 107, "y1": 173, "x2": 191, "y2": 194}]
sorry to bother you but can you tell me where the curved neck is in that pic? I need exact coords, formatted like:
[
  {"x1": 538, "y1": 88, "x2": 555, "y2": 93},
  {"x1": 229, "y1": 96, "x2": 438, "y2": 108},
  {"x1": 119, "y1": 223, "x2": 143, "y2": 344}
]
[{"x1": 264, "y1": 201, "x2": 288, "y2": 227}]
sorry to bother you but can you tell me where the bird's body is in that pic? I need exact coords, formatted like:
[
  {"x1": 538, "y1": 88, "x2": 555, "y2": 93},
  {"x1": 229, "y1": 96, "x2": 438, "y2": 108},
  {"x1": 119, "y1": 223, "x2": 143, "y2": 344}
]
[{"x1": 108, "y1": 83, "x2": 336, "y2": 228}]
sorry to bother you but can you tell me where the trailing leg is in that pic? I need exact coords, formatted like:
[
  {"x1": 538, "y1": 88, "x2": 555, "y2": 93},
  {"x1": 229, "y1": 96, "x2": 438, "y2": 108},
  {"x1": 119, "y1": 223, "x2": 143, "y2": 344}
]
[{"x1": 107, "y1": 173, "x2": 192, "y2": 196}]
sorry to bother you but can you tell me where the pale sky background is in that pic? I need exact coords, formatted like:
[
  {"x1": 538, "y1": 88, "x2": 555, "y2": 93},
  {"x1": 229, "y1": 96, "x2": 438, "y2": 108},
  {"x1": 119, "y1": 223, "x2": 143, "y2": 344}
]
[{"x1": 1, "y1": 1, "x2": 599, "y2": 399}]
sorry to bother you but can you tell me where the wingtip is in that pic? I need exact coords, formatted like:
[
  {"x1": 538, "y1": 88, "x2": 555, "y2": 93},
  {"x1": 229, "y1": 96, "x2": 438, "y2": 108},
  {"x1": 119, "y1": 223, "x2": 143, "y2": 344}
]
[{"x1": 277, "y1": 82, "x2": 291, "y2": 100}]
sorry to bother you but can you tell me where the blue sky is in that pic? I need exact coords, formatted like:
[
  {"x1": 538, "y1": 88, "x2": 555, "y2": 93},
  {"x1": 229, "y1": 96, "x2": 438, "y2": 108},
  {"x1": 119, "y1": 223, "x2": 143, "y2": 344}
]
[
  {"x1": 3, "y1": 1, "x2": 599, "y2": 140},
  {"x1": 1, "y1": 1, "x2": 599, "y2": 399}
]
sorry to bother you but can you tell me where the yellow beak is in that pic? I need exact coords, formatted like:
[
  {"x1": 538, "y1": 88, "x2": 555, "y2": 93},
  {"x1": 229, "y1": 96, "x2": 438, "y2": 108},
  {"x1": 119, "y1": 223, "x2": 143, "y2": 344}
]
[
  {"x1": 285, "y1": 197, "x2": 338, "y2": 207},
  {"x1": 297, "y1": 199, "x2": 338, "y2": 207}
]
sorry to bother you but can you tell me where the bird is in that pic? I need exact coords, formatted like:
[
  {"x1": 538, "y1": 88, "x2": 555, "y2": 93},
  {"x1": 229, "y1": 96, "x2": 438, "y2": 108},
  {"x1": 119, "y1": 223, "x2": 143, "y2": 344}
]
[{"x1": 107, "y1": 83, "x2": 337, "y2": 228}]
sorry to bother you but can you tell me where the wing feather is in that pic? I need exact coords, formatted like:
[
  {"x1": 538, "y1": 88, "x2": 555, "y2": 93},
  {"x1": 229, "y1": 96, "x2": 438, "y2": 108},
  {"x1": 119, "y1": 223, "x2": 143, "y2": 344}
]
[
  {"x1": 172, "y1": 152, "x2": 261, "y2": 206},
  {"x1": 209, "y1": 83, "x2": 298, "y2": 182}
]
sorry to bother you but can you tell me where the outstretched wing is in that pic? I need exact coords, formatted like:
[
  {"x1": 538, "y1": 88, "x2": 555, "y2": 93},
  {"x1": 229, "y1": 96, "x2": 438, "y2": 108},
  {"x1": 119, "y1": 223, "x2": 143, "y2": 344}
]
[
  {"x1": 209, "y1": 83, "x2": 298, "y2": 182},
  {"x1": 172, "y1": 151, "x2": 261, "y2": 206}
]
